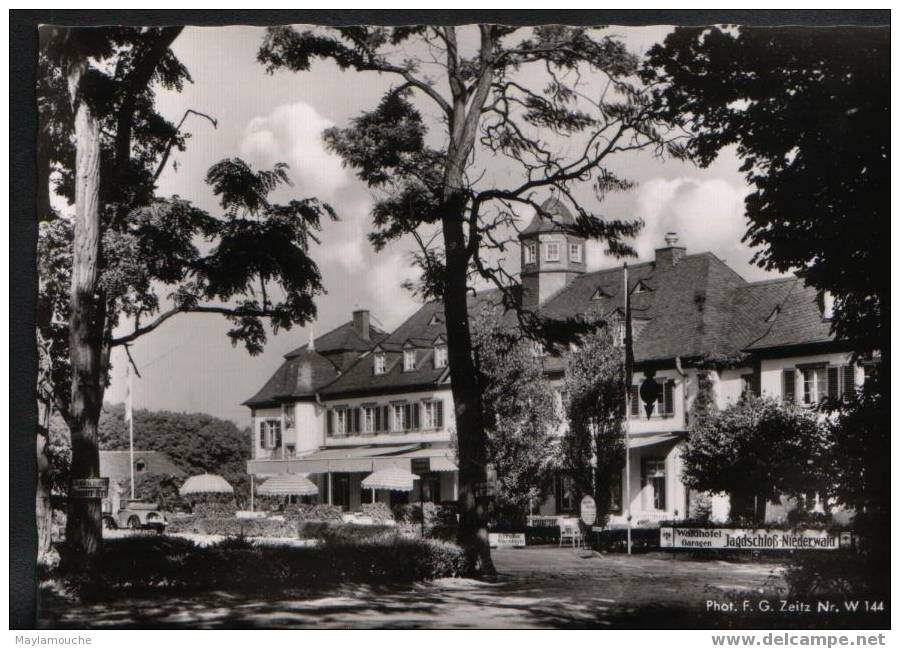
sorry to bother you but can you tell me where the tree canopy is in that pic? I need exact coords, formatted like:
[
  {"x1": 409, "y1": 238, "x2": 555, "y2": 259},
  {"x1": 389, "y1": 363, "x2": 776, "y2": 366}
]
[
  {"x1": 471, "y1": 305, "x2": 560, "y2": 524},
  {"x1": 643, "y1": 26, "x2": 889, "y2": 354},
  {"x1": 257, "y1": 24, "x2": 681, "y2": 572},
  {"x1": 681, "y1": 395, "x2": 828, "y2": 523},
  {"x1": 561, "y1": 324, "x2": 626, "y2": 527}
]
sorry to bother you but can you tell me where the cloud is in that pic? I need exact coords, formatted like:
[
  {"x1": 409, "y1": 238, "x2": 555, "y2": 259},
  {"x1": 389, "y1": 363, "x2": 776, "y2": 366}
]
[
  {"x1": 624, "y1": 177, "x2": 773, "y2": 279},
  {"x1": 239, "y1": 102, "x2": 349, "y2": 199}
]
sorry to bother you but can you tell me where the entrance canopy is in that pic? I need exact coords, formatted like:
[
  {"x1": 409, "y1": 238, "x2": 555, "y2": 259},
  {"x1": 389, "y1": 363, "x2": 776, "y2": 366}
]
[
  {"x1": 627, "y1": 432, "x2": 683, "y2": 449},
  {"x1": 362, "y1": 467, "x2": 418, "y2": 492},
  {"x1": 248, "y1": 443, "x2": 457, "y2": 476}
]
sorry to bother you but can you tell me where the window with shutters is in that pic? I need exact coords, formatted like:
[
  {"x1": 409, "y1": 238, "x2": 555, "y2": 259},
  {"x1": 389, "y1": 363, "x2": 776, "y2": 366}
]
[
  {"x1": 260, "y1": 419, "x2": 281, "y2": 448},
  {"x1": 363, "y1": 406, "x2": 376, "y2": 434},
  {"x1": 423, "y1": 400, "x2": 444, "y2": 430},
  {"x1": 393, "y1": 404, "x2": 406, "y2": 431},
  {"x1": 335, "y1": 409, "x2": 348, "y2": 436},
  {"x1": 627, "y1": 380, "x2": 675, "y2": 419},
  {"x1": 801, "y1": 367, "x2": 827, "y2": 404},
  {"x1": 782, "y1": 369, "x2": 797, "y2": 403}
]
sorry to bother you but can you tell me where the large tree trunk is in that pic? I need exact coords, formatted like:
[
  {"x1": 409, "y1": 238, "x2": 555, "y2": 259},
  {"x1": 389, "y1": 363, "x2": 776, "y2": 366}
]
[
  {"x1": 441, "y1": 189, "x2": 495, "y2": 576},
  {"x1": 64, "y1": 56, "x2": 106, "y2": 565},
  {"x1": 36, "y1": 422, "x2": 53, "y2": 563}
]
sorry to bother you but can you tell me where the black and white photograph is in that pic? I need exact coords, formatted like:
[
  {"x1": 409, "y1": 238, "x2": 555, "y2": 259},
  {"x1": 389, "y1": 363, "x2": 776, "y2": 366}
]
[{"x1": 10, "y1": 9, "x2": 890, "y2": 635}]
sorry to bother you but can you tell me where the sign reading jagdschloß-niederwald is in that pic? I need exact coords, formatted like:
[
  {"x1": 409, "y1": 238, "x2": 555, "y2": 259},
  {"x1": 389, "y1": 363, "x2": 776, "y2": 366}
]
[{"x1": 660, "y1": 527, "x2": 846, "y2": 550}]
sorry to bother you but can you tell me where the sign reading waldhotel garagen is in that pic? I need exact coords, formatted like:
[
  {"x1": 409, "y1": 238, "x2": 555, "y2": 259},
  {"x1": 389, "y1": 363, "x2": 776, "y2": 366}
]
[{"x1": 660, "y1": 527, "x2": 843, "y2": 550}]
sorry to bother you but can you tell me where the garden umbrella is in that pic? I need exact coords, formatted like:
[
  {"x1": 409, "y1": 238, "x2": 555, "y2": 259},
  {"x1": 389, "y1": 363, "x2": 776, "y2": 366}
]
[
  {"x1": 362, "y1": 467, "x2": 419, "y2": 491},
  {"x1": 179, "y1": 473, "x2": 234, "y2": 496},
  {"x1": 257, "y1": 473, "x2": 318, "y2": 497}
]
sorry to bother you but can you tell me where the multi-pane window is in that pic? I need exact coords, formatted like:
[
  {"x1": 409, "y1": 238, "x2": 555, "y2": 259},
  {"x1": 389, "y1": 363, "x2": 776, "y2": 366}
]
[
  {"x1": 335, "y1": 409, "x2": 348, "y2": 435},
  {"x1": 741, "y1": 372, "x2": 760, "y2": 398},
  {"x1": 373, "y1": 353, "x2": 386, "y2": 375},
  {"x1": 434, "y1": 345, "x2": 448, "y2": 368},
  {"x1": 403, "y1": 349, "x2": 416, "y2": 372},
  {"x1": 422, "y1": 400, "x2": 444, "y2": 430},
  {"x1": 524, "y1": 242, "x2": 536, "y2": 264},
  {"x1": 569, "y1": 242, "x2": 582, "y2": 263},
  {"x1": 784, "y1": 365, "x2": 857, "y2": 405},
  {"x1": 545, "y1": 241, "x2": 561, "y2": 262},
  {"x1": 642, "y1": 459, "x2": 667, "y2": 511},
  {"x1": 393, "y1": 404, "x2": 406, "y2": 431},
  {"x1": 628, "y1": 380, "x2": 675, "y2": 419},
  {"x1": 363, "y1": 406, "x2": 376, "y2": 434},
  {"x1": 802, "y1": 367, "x2": 827, "y2": 404},
  {"x1": 260, "y1": 419, "x2": 281, "y2": 448}
]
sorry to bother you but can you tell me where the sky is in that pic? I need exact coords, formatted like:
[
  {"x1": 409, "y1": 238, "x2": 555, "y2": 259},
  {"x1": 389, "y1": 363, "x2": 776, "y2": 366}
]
[{"x1": 99, "y1": 25, "x2": 785, "y2": 426}]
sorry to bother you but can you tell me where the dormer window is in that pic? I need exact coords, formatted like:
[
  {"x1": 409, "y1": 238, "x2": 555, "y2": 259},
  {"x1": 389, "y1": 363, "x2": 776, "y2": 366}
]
[
  {"x1": 591, "y1": 286, "x2": 611, "y2": 300},
  {"x1": 766, "y1": 306, "x2": 780, "y2": 323},
  {"x1": 434, "y1": 344, "x2": 448, "y2": 369},
  {"x1": 374, "y1": 353, "x2": 386, "y2": 375},
  {"x1": 633, "y1": 280, "x2": 651, "y2": 294},
  {"x1": 403, "y1": 349, "x2": 416, "y2": 372},
  {"x1": 569, "y1": 243, "x2": 582, "y2": 263},
  {"x1": 524, "y1": 242, "x2": 536, "y2": 265},
  {"x1": 545, "y1": 242, "x2": 561, "y2": 262},
  {"x1": 821, "y1": 291, "x2": 835, "y2": 321}
]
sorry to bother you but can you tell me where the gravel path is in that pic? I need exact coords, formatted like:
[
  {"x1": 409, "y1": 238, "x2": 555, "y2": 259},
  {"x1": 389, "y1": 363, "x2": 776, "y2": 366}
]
[{"x1": 39, "y1": 547, "x2": 787, "y2": 629}]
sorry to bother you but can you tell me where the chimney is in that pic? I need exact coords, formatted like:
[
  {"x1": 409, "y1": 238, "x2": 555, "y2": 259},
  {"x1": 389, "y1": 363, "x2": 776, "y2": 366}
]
[
  {"x1": 656, "y1": 231, "x2": 686, "y2": 267},
  {"x1": 353, "y1": 309, "x2": 370, "y2": 340}
]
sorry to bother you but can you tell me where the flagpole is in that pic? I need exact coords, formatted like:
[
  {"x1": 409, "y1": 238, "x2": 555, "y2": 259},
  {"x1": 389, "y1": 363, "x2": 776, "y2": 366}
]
[
  {"x1": 128, "y1": 365, "x2": 135, "y2": 500},
  {"x1": 623, "y1": 263, "x2": 632, "y2": 556}
]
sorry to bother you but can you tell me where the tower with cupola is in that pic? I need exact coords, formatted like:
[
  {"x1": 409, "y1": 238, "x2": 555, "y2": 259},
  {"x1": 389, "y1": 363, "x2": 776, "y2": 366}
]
[{"x1": 519, "y1": 196, "x2": 586, "y2": 308}]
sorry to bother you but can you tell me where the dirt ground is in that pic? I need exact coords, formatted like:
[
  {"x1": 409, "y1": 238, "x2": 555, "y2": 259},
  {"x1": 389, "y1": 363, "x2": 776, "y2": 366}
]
[{"x1": 39, "y1": 547, "x2": 796, "y2": 629}]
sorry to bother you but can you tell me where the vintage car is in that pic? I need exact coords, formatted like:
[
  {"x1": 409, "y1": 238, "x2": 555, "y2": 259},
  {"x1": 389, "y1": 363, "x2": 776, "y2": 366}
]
[{"x1": 102, "y1": 498, "x2": 167, "y2": 532}]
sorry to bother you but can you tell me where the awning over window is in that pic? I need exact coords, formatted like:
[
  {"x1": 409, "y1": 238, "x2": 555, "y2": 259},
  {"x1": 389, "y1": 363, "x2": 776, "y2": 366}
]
[
  {"x1": 627, "y1": 432, "x2": 683, "y2": 449},
  {"x1": 248, "y1": 443, "x2": 457, "y2": 476}
]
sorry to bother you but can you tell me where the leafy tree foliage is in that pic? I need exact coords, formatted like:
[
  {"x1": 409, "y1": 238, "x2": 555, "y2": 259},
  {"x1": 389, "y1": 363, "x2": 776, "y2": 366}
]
[
  {"x1": 682, "y1": 396, "x2": 828, "y2": 523},
  {"x1": 38, "y1": 27, "x2": 333, "y2": 561},
  {"x1": 258, "y1": 24, "x2": 680, "y2": 573},
  {"x1": 471, "y1": 305, "x2": 559, "y2": 525},
  {"x1": 644, "y1": 26, "x2": 888, "y2": 354},
  {"x1": 561, "y1": 325, "x2": 626, "y2": 527}
]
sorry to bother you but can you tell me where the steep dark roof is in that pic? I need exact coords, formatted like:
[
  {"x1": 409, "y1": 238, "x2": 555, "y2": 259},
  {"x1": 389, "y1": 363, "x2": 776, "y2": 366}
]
[
  {"x1": 244, "y1": 349, "x2": 341, "y2": 407},
  {"x1": 99, "y1": 451, "x2": 184, "y2": 480},
  {"x1": 520, "y1": 197, "x2": 578, "y2": 237},
  {"x1": 248, "y1": 249, "x2": 837, "y2": 405},
  {"x1": 739, "y1": 278, "x2": 834, "y2": 351},
  {"x1": 285, "y1": 320, "x2": 386, "y2": 358},
  {"x1": 245, "y1": 319, "x2": 387, "y2": 407}
]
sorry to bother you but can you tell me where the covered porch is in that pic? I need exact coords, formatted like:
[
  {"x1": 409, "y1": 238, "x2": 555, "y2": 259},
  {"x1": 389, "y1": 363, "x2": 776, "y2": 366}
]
[{"x1": 248, "y1": 443, "x2": 458, "y2": 511}]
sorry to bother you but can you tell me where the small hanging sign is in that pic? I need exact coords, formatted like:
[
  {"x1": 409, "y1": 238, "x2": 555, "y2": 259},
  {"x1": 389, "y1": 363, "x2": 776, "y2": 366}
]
[{"x1": 70, "y1": 478, "x2": 109, "y2": 499}]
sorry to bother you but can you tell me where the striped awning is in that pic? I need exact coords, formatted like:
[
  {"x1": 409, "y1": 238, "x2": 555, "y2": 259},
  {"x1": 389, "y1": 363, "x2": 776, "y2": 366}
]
[
  {"x1": 248, "y1": 443, "x2": 458, "y2": 475},
  {"x1": 179, "y1": 473, "x2": 234, "y2": 495},
  {"x1": 257, "y1": 473, "x2": 318, "y2": 497},
  {"x1": 362, "y1": 467, "x2": 419, "y2": 492}
]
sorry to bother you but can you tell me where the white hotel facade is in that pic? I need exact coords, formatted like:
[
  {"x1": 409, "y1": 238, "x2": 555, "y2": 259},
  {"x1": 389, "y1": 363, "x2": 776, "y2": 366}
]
[{"x1": 244, "y1": 198, "x2": 870, "y2": 525}]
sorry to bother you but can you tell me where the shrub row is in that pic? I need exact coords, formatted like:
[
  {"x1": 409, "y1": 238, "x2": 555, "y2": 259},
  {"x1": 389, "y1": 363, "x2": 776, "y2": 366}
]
[{"x1": 66, "y1": 533, "x2": 467, "y2": 598}]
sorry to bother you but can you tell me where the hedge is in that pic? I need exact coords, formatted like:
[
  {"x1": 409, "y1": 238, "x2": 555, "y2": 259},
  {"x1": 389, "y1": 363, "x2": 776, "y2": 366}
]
[{"x1": 64, "y1": 534, "x2": 467, "y2": 598}]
